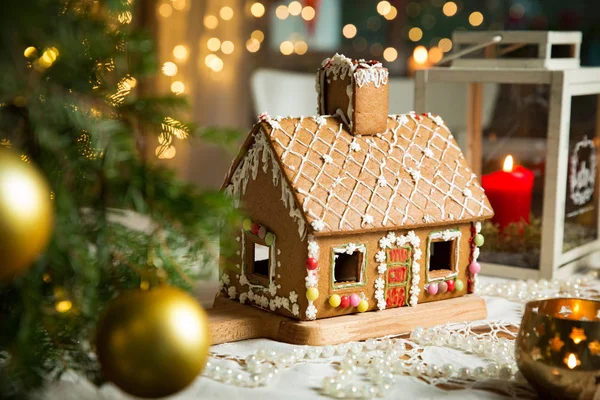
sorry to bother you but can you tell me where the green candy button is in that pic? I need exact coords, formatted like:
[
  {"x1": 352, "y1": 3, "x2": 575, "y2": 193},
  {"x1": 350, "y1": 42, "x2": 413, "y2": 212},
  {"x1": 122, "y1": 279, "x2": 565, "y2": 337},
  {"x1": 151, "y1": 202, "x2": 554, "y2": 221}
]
[
  {"x1": 455, "y1": 278, "x2": 464, "y2": 292},
  {"x1": 474, "y1": 233, "x2": 485, "y2": 247},
  {"x1": 242, "y1": 219, "x2": 252, "y2": 231},
  {"x1": 265, "y1": 232, "x2": 275, "y2": 246}
]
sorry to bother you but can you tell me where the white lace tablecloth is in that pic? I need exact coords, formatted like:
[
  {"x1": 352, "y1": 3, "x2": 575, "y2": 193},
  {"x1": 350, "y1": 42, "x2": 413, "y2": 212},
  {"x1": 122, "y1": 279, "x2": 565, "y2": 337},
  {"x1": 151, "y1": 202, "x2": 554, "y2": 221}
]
[{"x1": 39, "y1": 275, "x2": 588, "y2": 400}]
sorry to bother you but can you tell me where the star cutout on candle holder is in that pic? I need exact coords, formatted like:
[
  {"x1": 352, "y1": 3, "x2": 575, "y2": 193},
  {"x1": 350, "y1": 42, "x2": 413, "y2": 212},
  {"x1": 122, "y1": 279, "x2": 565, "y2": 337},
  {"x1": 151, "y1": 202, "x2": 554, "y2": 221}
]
[
  {"x1": 534, "y1": 323, "x2": 545, "y2": 336},
  {"x1": 532, "y1": 307, "x2": 539, "y2": 313},
  {"x1": 558, "y1": 305, "x2": 573, "y2": 318},
  {"x1": 530, "y1": 346, "x2": 542, "y2": 360},
  {"x1": 570, "y1": 327, "x2": 587, "y2": 344},
  {"x1": 550, "y1": 334, "x2": 565, "y2": 352},
  {"x1": 589, "y1": 340, "x2": 600, "y2": 356}
]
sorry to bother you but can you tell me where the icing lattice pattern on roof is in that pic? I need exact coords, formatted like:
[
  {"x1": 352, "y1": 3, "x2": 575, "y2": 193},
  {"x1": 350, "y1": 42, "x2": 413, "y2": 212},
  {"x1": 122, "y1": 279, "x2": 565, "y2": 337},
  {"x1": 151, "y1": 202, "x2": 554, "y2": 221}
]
[{"x1": 258, "y1": 112, "x2": 493, "y2": 234}]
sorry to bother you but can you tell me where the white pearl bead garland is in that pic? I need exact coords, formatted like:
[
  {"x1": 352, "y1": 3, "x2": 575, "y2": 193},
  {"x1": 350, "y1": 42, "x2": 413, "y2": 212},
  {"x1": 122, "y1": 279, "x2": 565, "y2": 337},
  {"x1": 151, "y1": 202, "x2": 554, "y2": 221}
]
[
  {"x1": 477, "y1": 274, "x2": 594, "y2": 303},
  {"x1": 203, "y1": 274, "x2": 597, "y2": 397},
  {"x1": 204, "y1": 328, "x2": 517, "y2": 398}
]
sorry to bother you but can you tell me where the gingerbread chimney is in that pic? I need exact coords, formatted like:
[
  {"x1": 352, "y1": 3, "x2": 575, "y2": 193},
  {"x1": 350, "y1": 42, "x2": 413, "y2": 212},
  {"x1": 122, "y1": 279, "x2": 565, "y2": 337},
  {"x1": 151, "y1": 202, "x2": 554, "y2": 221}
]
[{"x1": 316, "y1": 54, "x2": 389, "y2": 135}]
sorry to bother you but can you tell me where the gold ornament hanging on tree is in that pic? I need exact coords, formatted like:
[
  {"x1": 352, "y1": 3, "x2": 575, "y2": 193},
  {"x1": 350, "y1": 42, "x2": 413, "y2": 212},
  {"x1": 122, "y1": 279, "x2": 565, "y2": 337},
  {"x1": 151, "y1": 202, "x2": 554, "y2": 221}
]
[
  {"x1": 96, "y1": 285, "x2": 211, "y2": 398},
  {"x1": 0, "y1": 147, "x2": 54, "y2": 282}
]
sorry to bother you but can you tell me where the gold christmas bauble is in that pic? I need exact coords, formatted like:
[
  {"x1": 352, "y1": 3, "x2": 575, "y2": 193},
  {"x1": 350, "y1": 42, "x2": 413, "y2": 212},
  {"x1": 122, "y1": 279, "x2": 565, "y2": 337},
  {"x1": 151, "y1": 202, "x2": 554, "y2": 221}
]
[
  {"x1": 0, "y1": 147, "x2": 54, "y2": 282},
  {"x1": 96, "y1": 286, "x2": 211, "y2": 399}
]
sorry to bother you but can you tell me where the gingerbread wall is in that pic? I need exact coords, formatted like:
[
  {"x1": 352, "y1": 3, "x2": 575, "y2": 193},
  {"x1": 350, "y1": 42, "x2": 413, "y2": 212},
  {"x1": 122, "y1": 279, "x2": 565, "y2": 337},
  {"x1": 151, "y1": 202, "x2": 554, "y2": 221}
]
[
  {"x1": 311, "y1": 223, "x2": 475, "y2": 320},
  {"x1": 220, "y1": 131, "x2": 310, "y2": 320}
]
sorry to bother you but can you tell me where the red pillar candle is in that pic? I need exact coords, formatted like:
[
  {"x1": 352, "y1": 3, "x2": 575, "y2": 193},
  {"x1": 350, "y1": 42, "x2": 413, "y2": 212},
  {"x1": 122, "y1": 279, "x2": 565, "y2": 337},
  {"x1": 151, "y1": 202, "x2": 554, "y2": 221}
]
[{"x1": 481, "y1": 155, "x2": 534, "y2": 229}]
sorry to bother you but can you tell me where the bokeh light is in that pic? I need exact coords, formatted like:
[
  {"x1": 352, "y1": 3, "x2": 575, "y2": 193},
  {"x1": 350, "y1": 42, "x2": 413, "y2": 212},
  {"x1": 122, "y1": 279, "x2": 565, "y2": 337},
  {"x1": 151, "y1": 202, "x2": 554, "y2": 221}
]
[
  {"x1": 173, "y1": 45, "x2": 188, "y2": 61},
  {"x1": 294, "y1": 41, "x2": 308, "y2": 55},
  {"x1": 377, "y1": 1, "x2": 392, "y2": 16},
  {"x1": 162, "y1": 61, "x2": 178, "y2": 76},
  {"x1": 24, "y1": 46, "x2": 37, "y2": 58},
  {"x1": 442, "y1": 1, "x2": 457, "y2": 17},
  {"x1": 408, "y1": 27, "x2": 423, "y2": 42},
  {"x1": 157, "y1": 146, "x2": 177, "y2": 159},
  {"x1": 251, "y1": 30, "x2": 265, "y2": 43},
  {"x1": 204, "y1": 15, "x2": 218, "y2": 29},
  {"x1": 158, "y1": 3, "x2": 172, "y2": 17},
  {"x1": 413, "y1": 46, "x2": 429, "y2": 64},
  {"x1": 429, "y1": 46, "x2": 444, "y2": 63},
  {"x1": 301, "y1": 6, "x2": 316, "y2": 21},
  {"x1": 246, "y1": 38, "x2": 261, "y2": 53},
  {"x1": 172, "y1": 0, "x2": 186, "y2": 11},
  {"x1": 343, "y1": 24, "x2": 357, "y2": 39},
  {"x1": 384, "y1": 6, "x2": 398, "y2": 20},
  {"x1": 383, "y1": 47, "x2": 398, "y2": 62},
  {"x1": 276, "y1": 5, "x2": 289, "y2": 19},
  {"x1": 280, "y1": 41, "x2": 294, "y2": 55},
  {"x1": 170, "y1": 81, "x2": 185, "y2": 94},
  {"x1": 207, "y1": 37, "x2": 221, "y2": 52},
  {"x1": 220, "y1": 6, "x2": 234, "y2": 20},
  {"x1": 438, "y1": 38, "x2": 453, "y2": 52},
  {"x1": 221, "y1": 41, "x2": 234, "y2": 55},
  {"x1": 469, "y1": 11, "x2": 484, "y2": 26},
  {"x1": 288, "y1": 1, "x2": 302, "y2": 16},
  {"x1": 250, "y1": 2, "x2": 265, "y2": 17}
]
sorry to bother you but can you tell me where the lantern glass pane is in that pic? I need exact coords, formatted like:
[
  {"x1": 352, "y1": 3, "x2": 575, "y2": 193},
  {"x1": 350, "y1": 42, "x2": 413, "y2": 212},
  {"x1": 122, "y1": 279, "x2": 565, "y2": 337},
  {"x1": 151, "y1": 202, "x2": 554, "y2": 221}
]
[
  {"x1": 563, "y1": 94, "x2": 599, "y2": 253},
  {"x1": 478, "y1": 83, "x2": 550, "y2": 270}
]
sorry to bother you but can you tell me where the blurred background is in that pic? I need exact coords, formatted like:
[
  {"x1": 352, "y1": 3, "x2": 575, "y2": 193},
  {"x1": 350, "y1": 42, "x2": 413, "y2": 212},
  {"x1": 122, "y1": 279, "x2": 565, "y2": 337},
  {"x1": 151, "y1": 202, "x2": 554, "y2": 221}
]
[{"x1": 145, "y1": 0, "x2": 600, "y2": 188}]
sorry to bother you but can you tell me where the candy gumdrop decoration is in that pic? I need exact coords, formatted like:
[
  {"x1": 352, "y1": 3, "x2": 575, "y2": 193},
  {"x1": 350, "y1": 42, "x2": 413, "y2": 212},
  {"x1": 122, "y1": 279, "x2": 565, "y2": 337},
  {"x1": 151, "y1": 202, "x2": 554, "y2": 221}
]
[
  {"x1": 469, "y1": 261, "x2": 481, "y2": 275},
  {"x1": 427, "y1": 283, "x2": 439, "y2": 295}
]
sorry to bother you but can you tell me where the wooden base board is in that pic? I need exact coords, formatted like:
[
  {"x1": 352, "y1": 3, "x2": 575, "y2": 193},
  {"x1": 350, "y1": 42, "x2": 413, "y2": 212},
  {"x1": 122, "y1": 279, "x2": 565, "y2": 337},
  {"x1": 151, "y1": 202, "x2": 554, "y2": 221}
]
[{"x1": 208, "y1": 295, "x2": 487, "y2": 346}]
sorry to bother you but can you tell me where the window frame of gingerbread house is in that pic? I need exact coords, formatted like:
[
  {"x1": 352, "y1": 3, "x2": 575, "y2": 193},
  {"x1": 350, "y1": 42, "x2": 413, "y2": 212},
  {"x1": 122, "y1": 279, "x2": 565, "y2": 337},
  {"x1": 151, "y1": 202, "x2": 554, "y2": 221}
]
[
  {"x1": 425, "y1": 229, "x2": 461, "y2": 283},
  {"x1": 330, "y1": 243, "x2": 368, "y2": 290},
  {"x1": 243, "y1": 230, "x2": 276, "y2": 288},
  {"x1": 415, "y1": 46, "x2": 600, "y2": 280}
]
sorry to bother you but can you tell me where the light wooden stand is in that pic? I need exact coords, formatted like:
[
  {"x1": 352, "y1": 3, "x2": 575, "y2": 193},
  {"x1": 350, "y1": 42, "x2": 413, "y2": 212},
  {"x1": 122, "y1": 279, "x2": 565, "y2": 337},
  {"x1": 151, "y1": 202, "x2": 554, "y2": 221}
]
[{"x1": 208, "y1": 295, "x2": 487, "y2": 346}]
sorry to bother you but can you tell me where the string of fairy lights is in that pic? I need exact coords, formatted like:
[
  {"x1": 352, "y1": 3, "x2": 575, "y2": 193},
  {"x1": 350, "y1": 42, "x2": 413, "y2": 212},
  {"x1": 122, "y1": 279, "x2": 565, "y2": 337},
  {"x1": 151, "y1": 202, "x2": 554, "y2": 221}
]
[
  {"x1": 156, "y1": 0, "x2": 493, "y2": 80},
  {"x1": 154, "y1": 0, "x2": 496, "y2": 159}
]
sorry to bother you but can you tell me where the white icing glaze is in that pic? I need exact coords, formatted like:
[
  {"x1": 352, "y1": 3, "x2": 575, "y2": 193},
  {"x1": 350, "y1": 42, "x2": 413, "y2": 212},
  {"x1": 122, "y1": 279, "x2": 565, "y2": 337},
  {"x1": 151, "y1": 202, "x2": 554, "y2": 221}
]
[
  {"x1": 354, "y1": 67, "x2": 388, "y2": 88},
  {"x1": 333, "y1": 242, "x2": 366, "y2": 255},
  {"x1": 317, "y1": 54, "x2": 389, "y2": 130}
]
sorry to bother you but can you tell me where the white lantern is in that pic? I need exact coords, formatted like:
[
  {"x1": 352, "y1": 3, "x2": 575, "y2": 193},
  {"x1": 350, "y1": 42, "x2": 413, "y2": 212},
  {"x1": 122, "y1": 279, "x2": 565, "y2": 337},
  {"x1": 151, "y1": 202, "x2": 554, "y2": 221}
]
[{"x1": 415, "y1": 31, "x2": 600, "y2": 279}]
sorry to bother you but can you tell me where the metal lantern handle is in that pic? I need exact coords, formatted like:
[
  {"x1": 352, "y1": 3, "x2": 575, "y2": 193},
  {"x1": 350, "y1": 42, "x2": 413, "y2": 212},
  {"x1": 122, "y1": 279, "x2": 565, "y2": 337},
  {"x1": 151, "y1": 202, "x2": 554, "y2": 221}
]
[{"x1": 437, "y1": 35, "x2": 503, "y2": 66}]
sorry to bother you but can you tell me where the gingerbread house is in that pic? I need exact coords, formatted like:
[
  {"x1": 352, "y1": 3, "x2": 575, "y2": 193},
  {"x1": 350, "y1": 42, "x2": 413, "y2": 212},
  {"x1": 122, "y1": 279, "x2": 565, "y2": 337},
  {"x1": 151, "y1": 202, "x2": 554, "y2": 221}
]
[{"x1": 220, "y1": 54, "x2": 494, "y2": 321}]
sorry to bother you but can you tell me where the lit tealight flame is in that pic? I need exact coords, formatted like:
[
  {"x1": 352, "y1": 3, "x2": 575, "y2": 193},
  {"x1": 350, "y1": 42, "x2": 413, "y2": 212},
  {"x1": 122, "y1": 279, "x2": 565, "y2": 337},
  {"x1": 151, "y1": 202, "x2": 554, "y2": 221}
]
[
  {"x1": 503, "y1": 155, "x2": 514, "y2": 173},
  {"x1": 565, "y1": 353, "x2": 580, "y2": 369}
]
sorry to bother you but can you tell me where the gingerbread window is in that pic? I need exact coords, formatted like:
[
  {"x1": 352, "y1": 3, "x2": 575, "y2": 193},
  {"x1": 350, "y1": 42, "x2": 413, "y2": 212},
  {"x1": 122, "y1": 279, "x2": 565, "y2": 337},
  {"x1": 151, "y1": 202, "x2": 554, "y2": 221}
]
[
  {"x1": 426, "y1": 230, "x2": 461, "y2": 282},
  {"x1": 242, "y1": 221, "x2": 276, "y2": 287},
  {"x1": 331, "y1": 243, "x2": 367, "y2": 289}
]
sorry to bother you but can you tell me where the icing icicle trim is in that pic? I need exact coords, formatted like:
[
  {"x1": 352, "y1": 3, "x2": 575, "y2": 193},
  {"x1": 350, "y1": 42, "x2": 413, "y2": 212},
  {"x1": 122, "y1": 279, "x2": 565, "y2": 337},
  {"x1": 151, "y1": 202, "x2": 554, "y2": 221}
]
[{"x1": 224, "y1": 128, "x2": 307, "y2": 239}]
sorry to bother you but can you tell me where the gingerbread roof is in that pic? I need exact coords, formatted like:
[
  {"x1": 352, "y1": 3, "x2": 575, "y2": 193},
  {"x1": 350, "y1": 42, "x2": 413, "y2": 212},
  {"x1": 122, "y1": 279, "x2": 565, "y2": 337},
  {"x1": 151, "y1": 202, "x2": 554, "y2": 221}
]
[{"x1": 224, "y1": 112, "x2": 493, "y2": 236}]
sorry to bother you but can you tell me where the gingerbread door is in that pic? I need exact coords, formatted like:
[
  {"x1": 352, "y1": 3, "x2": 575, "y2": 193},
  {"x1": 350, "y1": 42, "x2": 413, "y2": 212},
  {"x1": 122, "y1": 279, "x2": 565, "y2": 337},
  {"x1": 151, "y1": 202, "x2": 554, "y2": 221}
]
[{"x1": 385, "y1": 246, "x2": 412, "y2": 308}]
